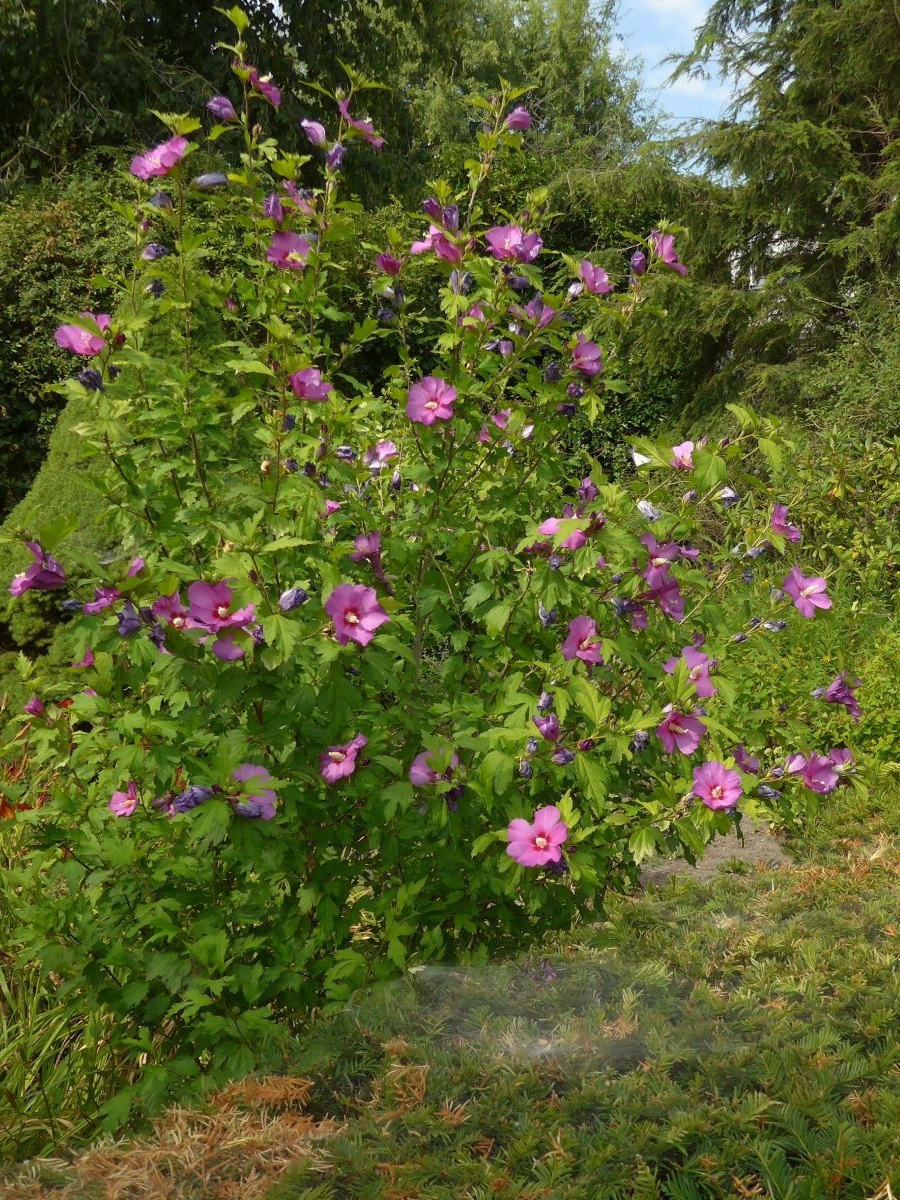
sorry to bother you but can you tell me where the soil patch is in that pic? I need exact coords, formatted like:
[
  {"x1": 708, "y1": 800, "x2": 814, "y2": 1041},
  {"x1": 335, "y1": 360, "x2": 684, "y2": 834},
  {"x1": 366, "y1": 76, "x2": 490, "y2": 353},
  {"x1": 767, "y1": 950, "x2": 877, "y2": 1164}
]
[{"x1": 640, "y1": 821, "x2": 790, "y2": 888}]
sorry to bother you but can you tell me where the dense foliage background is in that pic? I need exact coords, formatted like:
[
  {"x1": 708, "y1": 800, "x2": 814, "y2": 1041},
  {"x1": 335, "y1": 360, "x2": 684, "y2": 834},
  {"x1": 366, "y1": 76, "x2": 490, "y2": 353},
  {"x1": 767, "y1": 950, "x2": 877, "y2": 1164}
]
[{"x1": 0, "y1": 0, "x2": 898, "y2": 1179}]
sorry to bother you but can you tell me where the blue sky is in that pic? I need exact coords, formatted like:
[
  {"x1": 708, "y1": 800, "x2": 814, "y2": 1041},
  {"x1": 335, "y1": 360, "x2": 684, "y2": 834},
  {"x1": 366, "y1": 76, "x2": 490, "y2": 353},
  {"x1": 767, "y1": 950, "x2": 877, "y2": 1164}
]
[{"x1": 613, "y1": 0, "x2": 734, "y2": 126}]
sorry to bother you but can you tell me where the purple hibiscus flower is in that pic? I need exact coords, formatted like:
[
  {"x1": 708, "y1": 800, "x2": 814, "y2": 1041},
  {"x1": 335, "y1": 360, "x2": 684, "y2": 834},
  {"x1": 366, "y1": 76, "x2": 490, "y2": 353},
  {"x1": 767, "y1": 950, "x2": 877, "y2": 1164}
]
[
  {"x1": 505, "y1": 106, "x2": 532, "y2": 131},
  {"x1": 301, "y1": 118, "x2": 327, "y2": 146},
  {"x1": 820, "y1": 673, "x2": 862, "y2": 722},
  {"x1": 786, "y1": 752, "x2": 839, "y2": 794},
  {"x1": 664, "y1": 645, "x2": 717, "y2": 699},
  {"x1": 571, "y1": 333, "x2": 602, "y2": 377},
  {"x1": 409, "y1": 749, "x2": 461, "y2": 786},
  {"x1": 324, "y1": 584, "x2": 389, "y2": 647},
  {"x1": 131, "y1": 136, "x2": 189, "y2": 180},
  {"x1": 410, "y1": 223, "x2": 462, "y2": 264},
  {"x1": 782, "y1": 568, "x2": 832, "y2": 618},
  {"x1": 376, "y1": 252, "x2": 403, "y2": 276},
  {"x1": 267, "y1": 232, "x2": 311, "y2": 270},
  {"x1": 771, "y1": 504, "x2": 802, "y2": 543},
  {"x1": 734, "y1": 745, "x2": 761, "y2": 774},
  {"x1": 670, "y1": 441, "x2": 695, "y2": 469},
  {"x1": 650, "y1": 230, "x2": 688, "y2": 276},
  {"x1": 8, "y1": 541, "x2": 66, "y2": 597},
  {"x1": 233, "y1": 763, "x2": 278, "y2": 819},
  {"x1": 578, "y1": 260, "x2": 612, "y2": 295},
  {"x1": 109, "y1": 781, "x2": 139, "y2": 818},
  {"x1": 249, "y1": 70, "x2": 281, "y2": 107},
  {"x1": 561, "y1": 616, "x2": 604, "y2": 664},
  {"x1": 290, "y1": 367, "x2": 333, "y2": 401},
  {"x1": 320, "y1": 735, "x2": 368, "y2": 785},
  {"x1": 55, "y1": 312, "x2": 111, "y2": 357},
  {"x1": 656, "y1": 709, "x2": 706, "y2": 755},
  {"x1": 532, "y1": 713, "x2": 561, "y2": 742},
  {"x1": 484, "y1": 225, "x2": 542, "y2": 264}
]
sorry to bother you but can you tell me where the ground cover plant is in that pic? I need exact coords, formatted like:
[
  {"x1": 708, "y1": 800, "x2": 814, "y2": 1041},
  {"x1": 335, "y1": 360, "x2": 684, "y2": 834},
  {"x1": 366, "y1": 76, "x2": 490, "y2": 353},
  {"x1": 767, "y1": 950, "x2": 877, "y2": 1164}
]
[
  {"x1": 5, "y1": 785, "x2": 900, "y2": 1197},
  {"x1": 0, "y1": 5, "x2": 867, "y2": 1146}
]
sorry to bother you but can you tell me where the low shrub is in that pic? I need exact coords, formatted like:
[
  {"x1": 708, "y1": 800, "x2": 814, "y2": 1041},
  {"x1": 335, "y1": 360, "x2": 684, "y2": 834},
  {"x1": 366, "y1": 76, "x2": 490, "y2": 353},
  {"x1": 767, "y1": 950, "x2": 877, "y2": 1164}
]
[{"x1": 3, "y1": 13, "x2": 863, "y2": 1129}]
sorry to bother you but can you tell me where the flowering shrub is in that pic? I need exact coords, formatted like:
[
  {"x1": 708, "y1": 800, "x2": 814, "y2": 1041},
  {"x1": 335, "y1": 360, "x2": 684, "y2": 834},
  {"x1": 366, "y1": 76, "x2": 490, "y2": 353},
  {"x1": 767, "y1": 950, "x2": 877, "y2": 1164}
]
[{"x1": 3, "y1": 8, "x2": 864, "y2": 1115}]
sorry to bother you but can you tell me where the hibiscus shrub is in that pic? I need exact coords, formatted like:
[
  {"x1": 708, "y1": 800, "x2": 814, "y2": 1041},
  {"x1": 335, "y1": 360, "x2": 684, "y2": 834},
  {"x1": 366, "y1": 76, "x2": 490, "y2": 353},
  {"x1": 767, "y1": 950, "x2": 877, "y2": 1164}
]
[{"x1": 3, "y1": 9, "x2": 864, "y2": 1120}]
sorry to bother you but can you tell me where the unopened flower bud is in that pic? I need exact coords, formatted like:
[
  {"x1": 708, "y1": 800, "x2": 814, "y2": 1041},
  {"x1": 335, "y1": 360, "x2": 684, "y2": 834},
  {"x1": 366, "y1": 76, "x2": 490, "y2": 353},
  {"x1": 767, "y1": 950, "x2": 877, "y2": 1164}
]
[{"x1": 279, "y1": 586, "x2": 309, "y2": 611}]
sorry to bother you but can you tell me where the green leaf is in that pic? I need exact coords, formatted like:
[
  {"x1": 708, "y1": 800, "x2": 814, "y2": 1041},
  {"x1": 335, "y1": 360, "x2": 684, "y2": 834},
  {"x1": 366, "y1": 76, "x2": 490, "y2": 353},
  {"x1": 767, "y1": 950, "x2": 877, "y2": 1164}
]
[
  {"x1": 628, "y1": 826, "x2": 659, "y2": 864},
  {"x1": 484, "y1": 602, "x2": 512, "y2": 637},
  {"x1": 480, "y1": 750, "x2": 513, "y2": 797},
  {"x1": 217, "y1": 5, "x2": 249, "y2": 33},
  {"x1": 224, "y1": 359, "x2": 275, "y2": 377},
  {"x1": 758, "y1": 437, "x2": 783, "y2": 471}
]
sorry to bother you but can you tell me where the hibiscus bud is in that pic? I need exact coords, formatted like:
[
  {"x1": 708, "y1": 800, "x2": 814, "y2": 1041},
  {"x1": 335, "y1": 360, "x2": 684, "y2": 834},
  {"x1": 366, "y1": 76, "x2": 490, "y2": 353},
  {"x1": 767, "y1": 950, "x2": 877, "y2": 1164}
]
[
  {"x1": 208, "y1": 95, "x2": 238, "y2": 123},
  {"x1": 526, "y1": 737, "x2": 540, "y2": 754},
  {"x1": 301, "y1": 118, "x2": 327, "y2": 146},
  {"x1": 630, "y1": 731, "x2": 650, "y2": 752},
  {"x1": 681, "y1": 489, "x2": 696, "y2": 503},
  {"x1": 141, "y1": 243, "x2": 168, "y2": 261},
  {"x1": 543, "y1": 361, "x2": 562, "y2": 383},
  {"x1": 717, "y1": 487, "x2": 739, "y2": 508},
  {"x1": 537, "y1": 691, "x2": 554, "y2": 712},
  {"x1": 279, "y1": 586, "x2": 309, "y2": 612},
  {"x1": 61, "y1": 599, "x2": 84, "y2": 613},
  {"x1": 566, "y1": 383, "x2": 585, "y2": 399},
  {"x1": 538, "y1": 603, "x2": 557, "y2": 627},
  {"x1": 146, "y1": 280, "x2": 165, "y2": 298},
  {"x1": 117, "y1": 601, "x2": 142, "y2": 637},
  {"x1": 283, "y1": 458, "x2": 299, "y2": 473},
  {"x1": 148, "y1": 190, "x2": 173, "y2": 210},
  {"x1": 577, "y1": 739, "x2": 595, "y2": 752},
  {"x1": 505, "y1": 106, "x2": 532, "y2": 131},
  {"x1": 519, "y1": 759, "x2": 533, "y2": 779},
  {"x1": 548, "y1": 554, "x2": 562, "y2": 570},
  {"x1": 551, "y1": 748, "x2": 575, "y2": 765},
  {"x1": 742, "y1": 568, "x2": 754, "y2": 584},
  {"x1": 76, "y1": 367, "x2": 104, "y2": 392},
  {"x1": 631, "y1": 250, "x2": 647, "y2": 276},
  {"x1": 732, "y1": 631, "x2": 748, "y2": 643},
  {"x1": 23, "y1": 696, "x2": 45, "y2": 717},
  {"x1": 556, "y1": 402, "x2": 577, "y2": 417},
  {"x1": 336, "y1": 446, "x2": 356, "y2": 462},
  {"x1": 756, "y1": 785, "x2": 782, "y2": 801},
  {"x1": 762, "y1": 619, "x2": 788, "y2": 633},
  {"x1": 637, "y1": 500, "x2": 662, "y2": 522},
  {"x1": 172, "y1": 784, "x2": 219, "y2": 813},
  {"x1": 192, "y1": 172, "x2": 229, "y2": 191},
  {"x1": 281, "y1": 414, "x2": 296, "y2": 432},
  {"x1": 422, "y1": 197, "x2": 442, "y2": 220},
  {"x1": 326, "y1": 144, "x2": 346, "y2": 172}
]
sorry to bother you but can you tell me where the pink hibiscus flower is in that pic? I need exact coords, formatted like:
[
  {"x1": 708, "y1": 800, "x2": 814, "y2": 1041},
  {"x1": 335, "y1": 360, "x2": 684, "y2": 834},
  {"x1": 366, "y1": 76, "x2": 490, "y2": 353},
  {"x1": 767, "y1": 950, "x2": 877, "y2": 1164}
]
[
  {"x1": 324, "y1": 584, "x2": 389, "y2": 646},
  {"x1": 782, "y1": 567, "x2": 831, "y2": 618},
  {"x1": 507, "y1": 805, "x2": 568, "y2": 867},
  {"x1": 692, "y1": 761, "x2": 742, "y2": 809},
  {"x1": 320, "y1": 735, "x2": 368, "y2": 785},
  {"x1": 406, "y1": 376, "x2": 456, "y2": 425}
]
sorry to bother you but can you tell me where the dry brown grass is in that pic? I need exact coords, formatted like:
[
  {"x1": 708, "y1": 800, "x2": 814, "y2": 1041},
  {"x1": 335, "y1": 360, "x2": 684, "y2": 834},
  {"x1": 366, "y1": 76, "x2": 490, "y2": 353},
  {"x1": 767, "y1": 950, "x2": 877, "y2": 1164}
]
[{"x1": 0, "y1": 1076, "x2": 337, "y2": 1200}]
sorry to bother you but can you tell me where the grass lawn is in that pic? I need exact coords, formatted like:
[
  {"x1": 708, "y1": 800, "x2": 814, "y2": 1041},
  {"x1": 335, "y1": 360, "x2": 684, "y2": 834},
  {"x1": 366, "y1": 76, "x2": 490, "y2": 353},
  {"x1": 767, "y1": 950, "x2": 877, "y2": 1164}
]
[{"x1": 4, "y1": 786, "x2": 900, "y2": 1198}]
